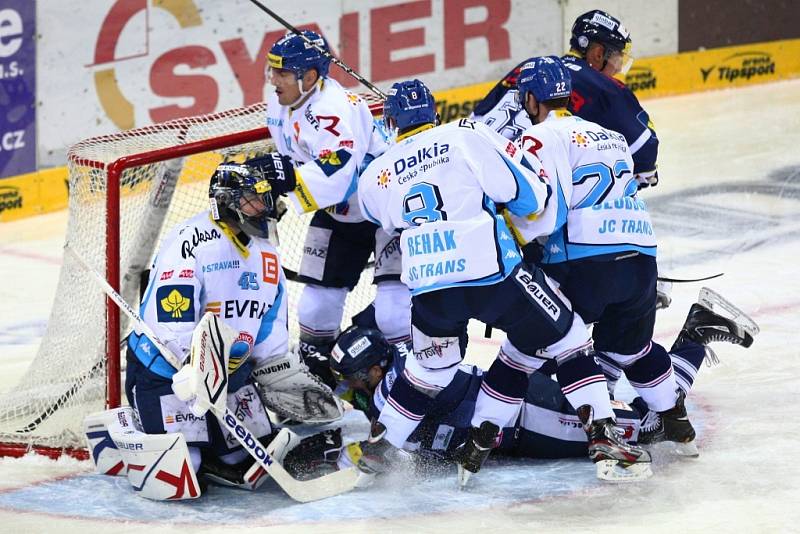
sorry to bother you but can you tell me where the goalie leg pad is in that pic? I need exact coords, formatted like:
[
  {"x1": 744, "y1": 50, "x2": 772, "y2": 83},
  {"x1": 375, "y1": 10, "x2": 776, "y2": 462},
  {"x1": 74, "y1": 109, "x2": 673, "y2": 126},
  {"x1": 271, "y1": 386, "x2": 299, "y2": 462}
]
[
  {"x1": 83, "y1": 407, "x2": 138, "y2": 476},
  {"x1": 214, "y1": 384, "x2": 273, "y2": 455},
  {"x1": 252, "y1": 350, "x2": 344, "y2": 424},
  {"x1": 108, "y1": 421, "x2": 201, "y2": 500}
]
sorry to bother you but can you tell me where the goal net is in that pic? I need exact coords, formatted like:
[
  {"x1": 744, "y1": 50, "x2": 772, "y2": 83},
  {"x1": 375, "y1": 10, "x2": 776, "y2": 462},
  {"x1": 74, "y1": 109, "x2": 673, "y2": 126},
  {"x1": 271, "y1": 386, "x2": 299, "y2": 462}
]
[{"x1": 0, "y1": 96, "x2": 383, "y2": 457}]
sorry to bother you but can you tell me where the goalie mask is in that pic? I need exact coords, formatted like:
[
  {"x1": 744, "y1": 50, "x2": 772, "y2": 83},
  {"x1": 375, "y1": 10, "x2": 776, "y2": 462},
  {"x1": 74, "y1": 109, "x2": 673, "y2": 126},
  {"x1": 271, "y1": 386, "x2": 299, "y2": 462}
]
[
  {"x1": 329, "y1": 326, "x2": 396, "y2": 382},
  {"x1": 209, "y1": 162, "x2": 276, "y2": 239}
]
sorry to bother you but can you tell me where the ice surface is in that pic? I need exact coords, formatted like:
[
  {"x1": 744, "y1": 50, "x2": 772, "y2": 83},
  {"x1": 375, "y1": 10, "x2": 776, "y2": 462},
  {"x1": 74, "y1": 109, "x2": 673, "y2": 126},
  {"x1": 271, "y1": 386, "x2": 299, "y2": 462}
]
[{"x1": 1, "y1": 79, "x2": 799, "y2": 532}]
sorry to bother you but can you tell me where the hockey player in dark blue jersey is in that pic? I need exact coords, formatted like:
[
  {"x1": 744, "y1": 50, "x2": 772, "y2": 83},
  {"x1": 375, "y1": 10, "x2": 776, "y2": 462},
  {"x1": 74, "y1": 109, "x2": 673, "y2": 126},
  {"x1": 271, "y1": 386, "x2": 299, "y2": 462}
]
[
  {"x1": 330, "y1": 302, "x2": 756, "y2": 481},
  {"x1": 472, "y1": 9, "x2": 659, "y2": 189}
]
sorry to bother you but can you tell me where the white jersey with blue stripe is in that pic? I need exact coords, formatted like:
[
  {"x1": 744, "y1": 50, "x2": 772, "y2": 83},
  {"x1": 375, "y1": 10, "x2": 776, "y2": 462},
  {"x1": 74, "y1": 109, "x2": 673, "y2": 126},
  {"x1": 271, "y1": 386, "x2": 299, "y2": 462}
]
[
  {"x1": 129, "y1": 212, "x2": 289, "y2": 378},
  {"x1": 506, "y1": 111, "x2": 656, "y2": 262},
  {"x1": 266, "y1": 78, "x2": 389, "y2": 222},
  {"x1": 358, "y1": 119, "x2": 551, "y2": 295}
]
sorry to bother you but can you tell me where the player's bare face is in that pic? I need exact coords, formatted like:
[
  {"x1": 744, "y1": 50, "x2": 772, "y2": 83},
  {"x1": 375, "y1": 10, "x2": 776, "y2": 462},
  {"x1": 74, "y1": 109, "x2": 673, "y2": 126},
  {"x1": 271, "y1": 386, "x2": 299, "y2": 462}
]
[
  {"x1": 602, "y1": 50, "x2": 624, "y2": 77},
  {"x1": 270, "y1": 68, "x2": 302, "y2": 106}
]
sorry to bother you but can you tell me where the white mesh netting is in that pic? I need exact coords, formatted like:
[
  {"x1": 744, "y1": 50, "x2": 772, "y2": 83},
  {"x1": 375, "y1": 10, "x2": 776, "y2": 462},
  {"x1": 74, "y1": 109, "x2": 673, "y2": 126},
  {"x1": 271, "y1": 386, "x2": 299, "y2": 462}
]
[{"x1": 0, "y1": 99, "x2": 381, "y2": 453}]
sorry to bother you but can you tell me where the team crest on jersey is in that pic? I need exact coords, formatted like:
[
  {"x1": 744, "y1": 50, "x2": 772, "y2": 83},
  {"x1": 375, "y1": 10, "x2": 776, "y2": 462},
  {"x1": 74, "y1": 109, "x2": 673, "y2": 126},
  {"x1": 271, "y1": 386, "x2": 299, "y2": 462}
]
[
  {"x1": 378, "y1": 168, "x2": 391, "y2": 189},
  {"x1": 156, "y1": 285, "x2": 195, "y2": 322},
  {"x1": 315, "y1": 148, "x2": 351, "y2": 177},
  {"x1": 571, "y1": 131, "x2": 590, "y2": 147}
]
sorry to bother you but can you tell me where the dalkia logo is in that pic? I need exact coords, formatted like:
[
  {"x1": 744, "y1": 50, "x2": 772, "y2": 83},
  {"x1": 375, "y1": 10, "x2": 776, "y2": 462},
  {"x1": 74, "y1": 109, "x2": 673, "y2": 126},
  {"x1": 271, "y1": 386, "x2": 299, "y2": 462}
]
[
  {"x1": 626, "y1": 65, "x2": 656, "y2": 92},
  {"x1": 700, "y1": 51, "x2": 776, "y2": 83},
  {"x1": 0, "y1": 186, "x2": 22, "y2": 214}
]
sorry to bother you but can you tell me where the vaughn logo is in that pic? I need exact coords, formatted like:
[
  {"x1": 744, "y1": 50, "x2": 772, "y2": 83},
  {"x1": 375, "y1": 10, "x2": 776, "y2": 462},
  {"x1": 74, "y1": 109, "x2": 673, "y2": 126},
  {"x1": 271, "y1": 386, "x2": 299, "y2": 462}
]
[
  {"x1": 700, "y1": 51, "x2": 775, "y2": 83},
  {"x1": 626, "y1": 65, "x2": 657, "y2": 92}
]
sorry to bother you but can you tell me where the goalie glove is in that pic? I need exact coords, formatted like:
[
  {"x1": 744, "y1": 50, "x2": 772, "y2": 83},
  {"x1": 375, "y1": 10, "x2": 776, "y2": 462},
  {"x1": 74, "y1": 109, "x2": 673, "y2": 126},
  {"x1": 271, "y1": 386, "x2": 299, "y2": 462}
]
[
  {"x1": 252, "y1": 349, "x2": 345, "y2": 424},
  {"x1": 635, "y1": 168, "x2": 659, "y2": 190},
  {"x1": 245, "y1": 153, "x2": 296, "y2": 196}
]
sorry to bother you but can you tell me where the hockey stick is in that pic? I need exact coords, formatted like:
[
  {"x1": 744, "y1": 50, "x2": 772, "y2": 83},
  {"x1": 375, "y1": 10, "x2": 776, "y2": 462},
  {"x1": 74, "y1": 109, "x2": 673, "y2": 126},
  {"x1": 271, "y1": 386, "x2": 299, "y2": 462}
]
[
  {"x1": 657, "y1": 272, "x2": 724, "y2": 283},
  {"x1": 65, "y1": 243, "x2": 183, "y2": 369},
  {"x1": 246, "y1": 0, "x2": 387, "y2": 99},
  {"x1": 65, "y1": 243, "x2": 362, "y2": 502}
]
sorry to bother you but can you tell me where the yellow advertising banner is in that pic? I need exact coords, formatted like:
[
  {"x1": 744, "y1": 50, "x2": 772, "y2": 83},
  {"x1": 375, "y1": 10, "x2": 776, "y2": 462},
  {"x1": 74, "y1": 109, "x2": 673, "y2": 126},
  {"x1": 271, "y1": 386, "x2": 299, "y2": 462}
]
[
  {"x1": 0, "y1": 168, "x2": 68, "y2": 223},
  {"x1": 626, "y1": 38, "x2": 800, "y2": 99}
]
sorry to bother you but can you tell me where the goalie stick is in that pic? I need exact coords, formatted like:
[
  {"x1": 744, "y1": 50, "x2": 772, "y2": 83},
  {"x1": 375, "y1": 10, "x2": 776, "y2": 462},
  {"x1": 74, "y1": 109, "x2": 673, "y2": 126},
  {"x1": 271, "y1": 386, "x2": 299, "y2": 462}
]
[
  {"x1": 246, "y1": 0, "x2": 387, "y2": 99},
  {"x1": 65, "y1": 243, "x2": 363, "y2": 502}
]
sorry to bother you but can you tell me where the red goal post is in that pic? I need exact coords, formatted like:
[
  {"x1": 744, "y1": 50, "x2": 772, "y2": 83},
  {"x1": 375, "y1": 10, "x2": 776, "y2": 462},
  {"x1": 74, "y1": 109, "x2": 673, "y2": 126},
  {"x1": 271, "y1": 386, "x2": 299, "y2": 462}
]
[{"x1": 0, "y1": 94, "x2": 384, "y2": 459}]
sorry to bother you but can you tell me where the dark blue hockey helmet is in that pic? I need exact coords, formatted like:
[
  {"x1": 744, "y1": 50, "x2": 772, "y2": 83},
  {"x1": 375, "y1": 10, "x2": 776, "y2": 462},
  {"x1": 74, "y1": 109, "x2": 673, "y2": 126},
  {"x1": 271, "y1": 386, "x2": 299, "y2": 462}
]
[
  {"x1": 516, "y1": 56, "x2": 572, "y2": 106},
  {"x1": 570, "y1": 10, "x2": 632, "y2": 55},
  {"x1": 209, "y1": 162, "x2": 275, "y2": 239},
  {"x1": 329, "y1": 325, "x2": 396, "y2": 380},
  {"x1": 268, "y1": 30, "x2": 332, "y2": 79},
  {"x1": 383, "y1": 79, "x2": 437, "y2": 132}
]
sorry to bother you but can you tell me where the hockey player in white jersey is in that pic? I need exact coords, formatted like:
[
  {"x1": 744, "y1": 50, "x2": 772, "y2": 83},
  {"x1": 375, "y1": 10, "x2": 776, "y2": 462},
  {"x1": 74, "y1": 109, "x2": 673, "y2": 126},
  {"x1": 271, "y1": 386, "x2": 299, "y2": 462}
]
[
  {"x1": 357, "y1": 79, "x2": 651, "y2": 483},
  {"x1": 253, "y1": 31, "x2": 410, "y2": 386},
  {"x1": 507, "y1": 56, "x2": 757, "y2": 451},
  {"x1": 102, "y1": 161, "x2": 343, "y2": 498}
]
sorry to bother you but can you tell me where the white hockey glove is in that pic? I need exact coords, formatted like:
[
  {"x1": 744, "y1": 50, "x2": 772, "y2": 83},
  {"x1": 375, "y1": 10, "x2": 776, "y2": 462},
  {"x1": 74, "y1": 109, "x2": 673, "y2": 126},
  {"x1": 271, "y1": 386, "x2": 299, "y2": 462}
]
[
  {"x1": 172, "y1": 312, "x2": 239, "y2": 417},
  {"x1": 635, "y1": 168, "x2": 659, "y2": 190},
  {"x1": 252, "y1": 348, "x2": 345, "y2": 424}
]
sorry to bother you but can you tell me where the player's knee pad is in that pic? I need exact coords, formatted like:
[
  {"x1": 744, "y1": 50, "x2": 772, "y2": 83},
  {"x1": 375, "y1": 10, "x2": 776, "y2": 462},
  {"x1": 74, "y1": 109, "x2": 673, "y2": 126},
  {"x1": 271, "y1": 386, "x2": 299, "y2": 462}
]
[
  {"x1": 600, "y1": 342, "x2": 653, "y2": 368},
  {"x1": 537, "y1": 313, "x2": 593, "y2": 362},
  {"x1": 106, "y1": 411, "x2": 202, "y2": 500},
  {"x1": 498, "y1": 339, "x2": 551, "y2": 374},
  {"x1": 298, "y1": 284, "x2": 349, "y2": 336},
  {"x1": 374, "y1": 281, "x2": 411, "y2": 343},
  {"x1": 406, "y1": 325, "x2": 463, "y2": 394}
]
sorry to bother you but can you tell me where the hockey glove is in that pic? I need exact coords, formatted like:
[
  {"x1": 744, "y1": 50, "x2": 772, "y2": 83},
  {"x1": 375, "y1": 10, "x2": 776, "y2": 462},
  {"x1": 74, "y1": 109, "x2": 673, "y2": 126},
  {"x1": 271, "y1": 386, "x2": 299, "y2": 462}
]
[
  {"x1": 635, "y1": 168, "x2": 659, "y2": 190},
  {"x1": 245, "y1": 153, "x2": 296, "y2": 196}
]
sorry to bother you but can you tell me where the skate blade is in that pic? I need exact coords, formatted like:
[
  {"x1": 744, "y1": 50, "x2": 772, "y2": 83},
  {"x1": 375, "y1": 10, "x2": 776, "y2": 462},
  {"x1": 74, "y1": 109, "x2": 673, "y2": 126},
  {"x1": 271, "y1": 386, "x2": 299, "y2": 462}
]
[
  {"x1": 595, "y1": 459, "x2": 653, "y2": 482},
  {"x1": 698, "y1": 287, "x2": 760, "y2": 339},
  {"x1": 457, "y1": 464, "x2": 472, "y2": 489},
  {"x1": 672, "y1": 440, "x2": 699, "y2": 458}
]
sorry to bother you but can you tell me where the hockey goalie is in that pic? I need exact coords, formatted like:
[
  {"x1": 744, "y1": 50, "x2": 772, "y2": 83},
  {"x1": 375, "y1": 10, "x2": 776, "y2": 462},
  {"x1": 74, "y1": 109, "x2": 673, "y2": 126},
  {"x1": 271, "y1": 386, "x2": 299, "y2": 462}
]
[{"x1": 83, "y1": 161, "x2": 349, "y2": 501}]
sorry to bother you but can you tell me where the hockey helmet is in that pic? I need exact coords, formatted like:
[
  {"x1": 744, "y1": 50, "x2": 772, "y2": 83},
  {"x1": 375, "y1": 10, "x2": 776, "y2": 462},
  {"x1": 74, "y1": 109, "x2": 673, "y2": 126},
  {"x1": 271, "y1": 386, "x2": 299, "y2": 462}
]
[
  {"x1": 267, "y1": 30, "x2": 332, "y2": 79},
  {"x1": 516, "y1": 56, "x2": 572, "y2": 107},
  {"x1": 570, "y1": 10, "x2": 632, "y2": 55},
  {"x1": 329, "y1": 325, "x2": 396, "y2": 381},
  {"x1": 209, "y1": 162, "x2": 275, "y2": 239},
  {"x1": 383, "y1": 79, "x2": 437, "y2": 132}
]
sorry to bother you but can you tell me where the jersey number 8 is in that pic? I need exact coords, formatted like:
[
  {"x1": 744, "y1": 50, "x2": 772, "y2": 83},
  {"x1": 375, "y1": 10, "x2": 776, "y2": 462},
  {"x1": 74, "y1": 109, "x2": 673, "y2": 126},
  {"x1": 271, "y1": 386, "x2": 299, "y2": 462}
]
[{"x1": 402, "y1": 182, "x2": 447, "y2": 225}]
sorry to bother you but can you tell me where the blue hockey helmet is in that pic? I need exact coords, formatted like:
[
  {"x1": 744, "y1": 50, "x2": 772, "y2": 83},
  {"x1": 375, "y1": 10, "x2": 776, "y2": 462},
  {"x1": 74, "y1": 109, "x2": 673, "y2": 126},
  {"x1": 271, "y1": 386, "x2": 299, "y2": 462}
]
[
  {"x1": 268, "y1": 30, "x2": 332, "y2": 79},
  {"x1": 383, "y1": 79, "x2": 437, "y2": 132},
  {"x1": 570, "y1": 10, "x2": 631, "y2": 55},
  {"x1": 516, "y1": 55, "x2": 572, "y2": 105},
  {"x1": 329, "y1": 325, "x2": 396, "y2": 380},
  {"x1": 209, "y1": 162, "x2": 275, "y2": 239}
]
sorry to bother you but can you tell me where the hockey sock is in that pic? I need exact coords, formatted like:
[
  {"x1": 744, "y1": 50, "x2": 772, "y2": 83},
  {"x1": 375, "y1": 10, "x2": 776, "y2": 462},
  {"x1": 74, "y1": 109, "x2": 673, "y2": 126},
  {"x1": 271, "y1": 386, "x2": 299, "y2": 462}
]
[
  {"x1": 471, "y1": 354, "x2": 530, "y2": 429},
  {"x1": 378, "y1": 375, "x2": 436, "y2": 448},
  {"x1": 557, "y1": 354, "x2": 614, "y2": 420},
  {"x1": 669, "y1": 343, "x2": 705, "y2": 396},
  {"x1": 594, "y1": 352, "x2": 624, "y2": 397},
  {"x1": 622, "y1": 342, "x2": 677, "y2": 412}
]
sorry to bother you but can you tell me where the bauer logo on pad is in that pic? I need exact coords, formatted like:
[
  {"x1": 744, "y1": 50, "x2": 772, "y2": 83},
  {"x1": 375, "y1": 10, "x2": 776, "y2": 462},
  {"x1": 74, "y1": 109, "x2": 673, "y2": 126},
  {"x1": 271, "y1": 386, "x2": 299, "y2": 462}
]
[{"x1": 157, "y1": 285, "x2": 195, "y2": 322}]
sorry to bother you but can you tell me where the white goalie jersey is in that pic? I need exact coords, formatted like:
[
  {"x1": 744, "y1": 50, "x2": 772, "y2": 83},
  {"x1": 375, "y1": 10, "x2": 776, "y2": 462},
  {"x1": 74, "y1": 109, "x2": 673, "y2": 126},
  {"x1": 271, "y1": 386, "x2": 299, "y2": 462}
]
[
  {"x1": 128, "y1": 212, "x2": 289, "y2": 378},
  {"x1": 266, "y1": 77, "x2": 389, "y2": 222}
]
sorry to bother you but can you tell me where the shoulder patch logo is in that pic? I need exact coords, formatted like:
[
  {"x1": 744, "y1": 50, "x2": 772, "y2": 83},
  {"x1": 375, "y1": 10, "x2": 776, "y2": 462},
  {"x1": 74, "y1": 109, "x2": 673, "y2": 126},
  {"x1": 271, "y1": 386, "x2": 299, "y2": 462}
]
[
  {"x1": 157, "y1": 285, "x2": 195, "y2": 322},
  {"x1": 378, "y1": 168, "x2": 392, "y2": 189}
]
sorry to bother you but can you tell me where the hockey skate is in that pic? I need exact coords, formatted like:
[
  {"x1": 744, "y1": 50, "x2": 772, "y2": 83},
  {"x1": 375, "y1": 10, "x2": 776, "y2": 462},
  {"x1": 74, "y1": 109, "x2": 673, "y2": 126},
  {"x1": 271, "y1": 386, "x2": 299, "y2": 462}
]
[
  {"x1": 638, "y1": 389, "x2": 698, "y2": 457},
  {"x1": 455, "y1": 420, "x2": 500, "y2": 488},
  {"x1": 674, "y1": 287, "x2": 759, "y2": 365},
  {"x1": 577, "y1": 405, "x2": 652, "y2": 482}
]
